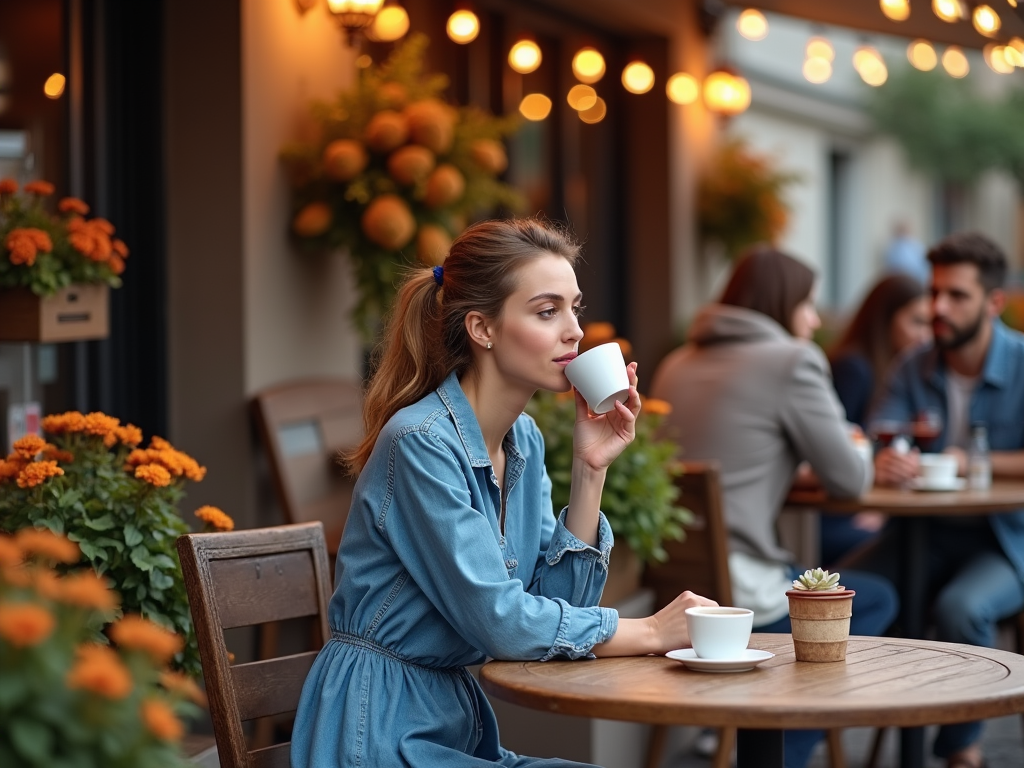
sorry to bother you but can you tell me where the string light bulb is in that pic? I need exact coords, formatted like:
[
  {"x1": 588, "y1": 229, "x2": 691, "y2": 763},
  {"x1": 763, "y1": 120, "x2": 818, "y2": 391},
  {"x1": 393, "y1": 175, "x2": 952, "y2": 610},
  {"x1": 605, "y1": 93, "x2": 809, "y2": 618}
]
[
  {"x1": 932, "y1": 0, "x2": 962, "y2": 22},
  {"x1": 508, "y1": 40, "x2": 542, "y2": 74},
  {"x1": 907, "y1": 39, "x2": 938, "y2": 70},
  {"x1": 806, "y1": 37, "x2": 836, "y2": 62},
  {"x1": 518, "y1": 93, "x2": 551, "y2": 121},
  {"x1": 880, "y1": 0, "x2": 910, "y2": 21},
  {"x1": 621, "y1": 61, "x2": 655, "y2": 94},
  {"x1": 736, "y1": 9, "x2": 769, "y2": 41},
  {"x1": 572, "y1": 47, "x2": 606, "y2": 84},
  {"x1": 578, "y1": 97, "x2": 607, "y2": 124},
  {"x1": 983, "y1": 44, "x2": 1014, "y2": 73},
  {"x1": 803, "y1": 57, "x2": 833, "y2": 84},
  {"x1": 703, "y1": 70, "x2": 751, "y2": 116},
  {"x1": 43, "y1": 73, "x2": 65, "y2": 98},
  {"x1": 446, "y1": 10, "x2": 479, "y2": 44},
  {"x1": 567, "y1": 84, "x2": 598, "y2": 111},
  {"x1": 972, "y1": 5, "x2": 1001, "y2": 37},
  {"x1": 666, "y1": 73, "x2": 699, "y2": 104},
  {"x1": 366, "y1": 4, "x2": 409, "y2": 42},
  {"x1": 942, "y1": 46, "x2": 969, "y2": 77},
  {"x1": 854, "y1": 45, "x2": 888, "y2": 86}
]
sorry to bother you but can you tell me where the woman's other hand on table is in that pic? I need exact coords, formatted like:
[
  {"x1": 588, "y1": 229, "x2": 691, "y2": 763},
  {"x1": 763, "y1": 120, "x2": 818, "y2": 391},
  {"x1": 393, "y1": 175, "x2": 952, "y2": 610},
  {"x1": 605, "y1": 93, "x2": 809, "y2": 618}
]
[{"x1": 874, "y1": 446, "x2": 920, "y2": 487}]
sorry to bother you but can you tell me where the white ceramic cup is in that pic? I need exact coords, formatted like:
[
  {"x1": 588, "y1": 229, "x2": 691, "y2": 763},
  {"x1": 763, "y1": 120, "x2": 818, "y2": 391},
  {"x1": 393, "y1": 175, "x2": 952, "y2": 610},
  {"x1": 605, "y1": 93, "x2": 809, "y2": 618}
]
[
  {"x1": 563, "y1": 342, "x2": 630, "y2": 414},
  {"x1": 684, "y1": 606, "x2": 754, "y2": 660},
  {"x1": 918, "y1": 453, "x2": 958, "y2": 484}
]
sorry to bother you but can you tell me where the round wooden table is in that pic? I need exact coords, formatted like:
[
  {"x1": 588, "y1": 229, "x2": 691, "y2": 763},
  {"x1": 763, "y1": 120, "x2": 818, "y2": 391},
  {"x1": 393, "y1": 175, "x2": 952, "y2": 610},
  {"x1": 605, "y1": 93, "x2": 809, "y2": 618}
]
[
  {"x1": 786, "y1": 478, "x2": 1024, "y2": 767},
  {"x1": 481, "y1": 634, "x2": 1024, "y2": 768}
]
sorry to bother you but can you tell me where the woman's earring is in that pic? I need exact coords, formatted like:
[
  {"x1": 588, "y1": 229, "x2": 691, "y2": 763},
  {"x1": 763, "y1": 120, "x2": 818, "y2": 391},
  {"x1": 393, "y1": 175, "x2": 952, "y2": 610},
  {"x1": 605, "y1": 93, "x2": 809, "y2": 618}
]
[{"x1": 486, "y1": 342, "x2": 493, "y2": 350}]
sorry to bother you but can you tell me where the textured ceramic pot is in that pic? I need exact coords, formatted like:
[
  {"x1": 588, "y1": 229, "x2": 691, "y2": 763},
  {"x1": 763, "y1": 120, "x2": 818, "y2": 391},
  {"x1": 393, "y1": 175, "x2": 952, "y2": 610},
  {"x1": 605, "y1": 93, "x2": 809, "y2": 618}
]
[{"x1": 786, "y1": 588, "x2": 856, "y2": 662}]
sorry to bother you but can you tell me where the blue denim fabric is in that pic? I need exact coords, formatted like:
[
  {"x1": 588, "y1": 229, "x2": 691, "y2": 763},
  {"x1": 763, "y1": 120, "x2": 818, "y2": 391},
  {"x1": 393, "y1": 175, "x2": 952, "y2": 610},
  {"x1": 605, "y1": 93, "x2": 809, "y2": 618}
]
[
  {"x1": 291, "y1": 372, "x2": 618, "y2": 767},
  {"x1": 755, "y1": 569, "x2": 899, "y2": 768}
]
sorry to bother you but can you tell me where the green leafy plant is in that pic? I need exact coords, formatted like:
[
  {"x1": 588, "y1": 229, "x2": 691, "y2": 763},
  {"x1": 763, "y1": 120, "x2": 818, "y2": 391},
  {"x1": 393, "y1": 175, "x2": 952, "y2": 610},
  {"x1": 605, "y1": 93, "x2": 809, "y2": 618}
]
[
  {"x1": 868, "y1": 67, "x2": 1024, "y2": 189},
  {"x1": 697, "y1": 138, "x2": 799, "y2": 259},
  {"x1": 281, "y1": 32, "x2": 525, "y2": 340},
  {"x1": 792, "y1": 567, "x2": 842, "y2": 591},
  {"x1": 525, "y1": 331, "x2": 690, "y2": 563},
  {"x1": 0, "y1": 413, "x2": 234, "y2": 677},
  {"x1": 0, "y1": 179, "x2": 129, "y2": 296},
  {"x1": 0, "y1": 528, "x2": 204, "y2": 767}
]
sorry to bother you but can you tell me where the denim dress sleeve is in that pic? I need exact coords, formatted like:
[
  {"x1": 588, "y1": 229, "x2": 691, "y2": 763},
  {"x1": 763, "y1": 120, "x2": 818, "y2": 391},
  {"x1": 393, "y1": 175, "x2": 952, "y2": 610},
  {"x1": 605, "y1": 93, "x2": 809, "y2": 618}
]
[{"x1": 382, "y1": 428, "x2": 618, "y2": 662}]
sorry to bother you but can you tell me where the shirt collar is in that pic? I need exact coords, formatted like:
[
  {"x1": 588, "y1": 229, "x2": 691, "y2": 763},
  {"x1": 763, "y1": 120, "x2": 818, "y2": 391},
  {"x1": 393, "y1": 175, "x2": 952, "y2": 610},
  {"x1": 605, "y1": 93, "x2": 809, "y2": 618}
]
[
  {"x1": 436, "y1": 371, "x2": 492, "y2": 468},
  {"x1": 926, "y1": 318, "x2": 1012, "y2": 389}
]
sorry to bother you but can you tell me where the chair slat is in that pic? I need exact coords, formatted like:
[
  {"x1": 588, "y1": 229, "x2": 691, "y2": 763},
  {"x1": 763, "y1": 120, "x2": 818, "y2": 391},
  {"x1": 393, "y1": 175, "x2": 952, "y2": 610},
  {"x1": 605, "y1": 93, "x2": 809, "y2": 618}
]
[
  {"x1": 232, "y1": 651, "x2": 319, "y2": 721},
  {"x1": 210, "y1": 550, "x2": 319, "y2": 629},
  {"x1": 249, "y1": 743, "x2": 292, "y2": 768}
]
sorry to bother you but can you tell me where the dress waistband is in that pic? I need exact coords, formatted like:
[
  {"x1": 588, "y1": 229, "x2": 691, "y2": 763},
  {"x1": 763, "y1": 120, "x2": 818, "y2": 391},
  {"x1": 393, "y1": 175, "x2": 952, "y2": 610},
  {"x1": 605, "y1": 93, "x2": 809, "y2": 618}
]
[{"x1": 330, "y1": 630, "x2": 466, "y2": 674}]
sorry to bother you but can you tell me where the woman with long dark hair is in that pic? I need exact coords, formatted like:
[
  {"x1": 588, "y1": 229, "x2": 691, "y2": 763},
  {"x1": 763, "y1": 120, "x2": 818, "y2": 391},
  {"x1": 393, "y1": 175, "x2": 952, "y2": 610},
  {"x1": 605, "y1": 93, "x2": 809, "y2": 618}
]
[
  {"x1": 291, "y1": 218, "x2": 715, "y2": 768},
  {"x1": 650, "y1": 245, "x2": 898, "y2": 768}
]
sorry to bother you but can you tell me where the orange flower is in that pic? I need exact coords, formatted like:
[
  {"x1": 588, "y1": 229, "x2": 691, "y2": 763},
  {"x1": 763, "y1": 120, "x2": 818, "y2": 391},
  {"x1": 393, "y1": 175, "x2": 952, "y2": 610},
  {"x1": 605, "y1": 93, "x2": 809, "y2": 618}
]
[
  {"x1": 159, "y1": 670, "x2": 208, "y2": 707},
  {"x1": 117, "y1": 424, "x2": 143, "y2": 447},
  {"x1": 0, "y1": 458, "x2": 26, "y2": 482},
  {"x1": 41, "y1": 411, "x2": 87, "y2": 435},
  {"x1": 12, "y1": 434, "x2": 50, "y2": 460},
  {"x1": 5, "y1": 228, "x2": 53, "y2": 267},
  {"x1": 57, "y1": 197, "x2": 90, "y2": 215},
  {"x1": 23, "y1": 180, "x2": 55, "y2": 196},
  {"x1": 15, "y1": 528, "x2": 80, "y2": 563},
  {"x1": 42, "y1": 447, "x2": 75, "y2": 464},
  {"x1": 643, "y1": 398, "x2": 673, "y2": 416},
  {"x1": 0, "y1": 178, "x2": 17, "y2": 195},
  {"x1": 149, "y1": 436, "x2": 173, "y2": 451},
  {"x1": 112, "y1": 238, "x2": 129, "y2": 258},
  {"x1": 128, "y1": 444, "x2": 206, "y2": 482},
  {"x1": 91, "y1": 217, "x2": 115, "y2": 235},
  {"x1": 67, "y1": 218, "x2": 113, "y2": 262},
  {"x1": 135, "y1": 464, "x2": 172, "y2": 487},
  {"x1": 141, "y1": 698, "x2": 185, "y2": 741},
  {"x1": 1, "y1": 565, "x2": 31, "y2": 588},
  {"x1": 31, "y1": 568, "x2": 64, "y2": 599},
  {"x1": 195, "y1": 506, "x2": 235, "y2": 532},
  {"x1": 0, "y1": 536, "x2": 22, "y2": 568},
  {"x1": 0, "y1": 602, "x2": 56, "y2": 647},
  {"x1": 66, "y1": 644, "x2": 133, "y2": 699},
  {"x1": 110, "y1": 615, "x2": 184, "y2": 664},
  {"x1": 108, "y1": 255, "x2": 125, "y2": 275},
  {"x1": 16, "y1": 460, "x2": 65, "y2": 488},
  {"x1": 82, "y1": 411, "x2": 120, "y2": 438},
  {"x1": 58, "y1": 570, "x2": 120, "y2": 611}
]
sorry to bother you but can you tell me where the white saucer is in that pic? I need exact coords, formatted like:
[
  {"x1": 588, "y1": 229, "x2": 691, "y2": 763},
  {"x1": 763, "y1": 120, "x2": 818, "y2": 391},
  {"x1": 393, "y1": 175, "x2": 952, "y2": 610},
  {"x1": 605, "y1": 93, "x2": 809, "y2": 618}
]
[
  {"x1": 665, "y1": 648, "x2": 775, "y2": 673},
  {"x1": 910, "y1": 477, "x2": 966, "y2": 492}
]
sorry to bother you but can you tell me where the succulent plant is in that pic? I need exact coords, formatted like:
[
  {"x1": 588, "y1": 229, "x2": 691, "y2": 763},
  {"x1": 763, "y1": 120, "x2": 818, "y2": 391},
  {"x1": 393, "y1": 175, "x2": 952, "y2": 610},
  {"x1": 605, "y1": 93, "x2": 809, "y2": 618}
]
[{"x1": 792, "y1": 567, "x2": 842, "y2": 591}]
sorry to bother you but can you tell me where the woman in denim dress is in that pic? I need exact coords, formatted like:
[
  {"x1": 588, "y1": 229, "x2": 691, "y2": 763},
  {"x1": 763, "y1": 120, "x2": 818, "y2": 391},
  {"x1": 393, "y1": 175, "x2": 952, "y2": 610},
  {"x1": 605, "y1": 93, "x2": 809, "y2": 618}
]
[{"x1": 291, "y1": 219, "x2": 715, "y2": 767}]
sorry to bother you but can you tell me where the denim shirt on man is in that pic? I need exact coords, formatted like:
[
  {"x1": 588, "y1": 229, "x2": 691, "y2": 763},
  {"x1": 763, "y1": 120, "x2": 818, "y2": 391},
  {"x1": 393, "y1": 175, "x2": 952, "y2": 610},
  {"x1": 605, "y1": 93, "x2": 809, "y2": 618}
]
[
  {"x1": 872, "y1": 319, "x2": 1024, "y2": 583},
  {"x1": 291, "y1": 371, "x2": 618, "y2": 767}
]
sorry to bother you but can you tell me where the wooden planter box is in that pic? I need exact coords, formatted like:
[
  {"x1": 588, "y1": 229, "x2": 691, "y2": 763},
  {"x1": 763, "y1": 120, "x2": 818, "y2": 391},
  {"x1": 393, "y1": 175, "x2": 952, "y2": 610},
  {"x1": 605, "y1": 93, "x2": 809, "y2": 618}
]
[{"x1": 0, "y1": 284, "x2": 110, "y2": 343}]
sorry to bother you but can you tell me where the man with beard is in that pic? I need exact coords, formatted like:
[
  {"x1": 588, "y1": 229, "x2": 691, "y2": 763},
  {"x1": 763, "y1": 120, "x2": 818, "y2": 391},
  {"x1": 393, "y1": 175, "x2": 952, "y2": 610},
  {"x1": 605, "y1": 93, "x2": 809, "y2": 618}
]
[{"x1": 860, "y1": 231, "x2": 1024, "y2": 768}]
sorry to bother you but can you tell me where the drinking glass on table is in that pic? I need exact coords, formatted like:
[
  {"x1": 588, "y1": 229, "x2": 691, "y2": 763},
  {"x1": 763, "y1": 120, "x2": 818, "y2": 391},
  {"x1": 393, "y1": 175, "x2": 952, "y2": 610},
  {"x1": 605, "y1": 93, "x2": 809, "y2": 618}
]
[
  {"x1": 910, "y1": 408, "x2": 943, "y2": 451},
  {"x1": 868, "y1": 419, "x2": 910, "y2": 450}
]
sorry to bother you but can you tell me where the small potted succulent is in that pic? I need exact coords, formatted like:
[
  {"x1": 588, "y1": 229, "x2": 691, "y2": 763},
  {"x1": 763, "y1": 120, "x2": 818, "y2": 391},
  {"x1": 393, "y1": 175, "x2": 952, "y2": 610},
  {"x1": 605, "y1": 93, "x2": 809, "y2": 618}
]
[{"x1": 786, "y1": 568, "x2": 855, "y2": 662}]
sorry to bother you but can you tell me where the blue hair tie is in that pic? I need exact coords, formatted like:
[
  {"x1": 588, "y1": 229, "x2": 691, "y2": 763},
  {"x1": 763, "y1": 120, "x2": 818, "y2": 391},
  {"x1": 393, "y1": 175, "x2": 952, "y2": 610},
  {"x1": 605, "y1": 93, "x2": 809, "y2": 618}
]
[{"x1": 432, "y1": 265, "x2": 444, "y2": 287}]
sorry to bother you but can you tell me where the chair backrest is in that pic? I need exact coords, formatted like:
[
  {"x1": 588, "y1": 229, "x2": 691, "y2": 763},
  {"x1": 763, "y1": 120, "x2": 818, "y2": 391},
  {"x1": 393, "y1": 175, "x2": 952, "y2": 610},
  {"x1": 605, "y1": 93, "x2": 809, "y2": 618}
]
[
  {"x1": 177, "y1": 522, "x2": 333, "y2": 768},
  {"x1": 250, "y1": 378, "x2": 363, "y2": 554},
  {"x1": 642, "y1": 461, "x2": 733, "y2": 609}
]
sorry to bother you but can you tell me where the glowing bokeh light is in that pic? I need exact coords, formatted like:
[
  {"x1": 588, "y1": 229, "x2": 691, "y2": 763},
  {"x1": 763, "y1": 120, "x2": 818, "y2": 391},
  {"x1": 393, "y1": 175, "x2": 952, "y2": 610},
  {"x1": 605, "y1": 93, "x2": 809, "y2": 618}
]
[
  {"x1": 509, "y1": 40, "x2": 542, "y2": 74},
  {"x1": 942, "y1": 46, "x2": 970, "y2": 77},
  {"x1": 737, "y1": 9, "x2": 769, "y2": 41},
  {"x1": 666, "y1": 73, "x2": 699, "y2": 104},
  {"x1": 572, "y1": 48, "x2": 606, "y2": 84},
  {"x1": 703, "y1": 71, "x2": 751, "y2": 116},
  {"x1": 621, "y1": 61, "x2": 655, "y2": 94},
  {"x1": 366, "y1": 5, "x2": 409, "y2": 42},
  {"x1": 806, "y1": 37, "x2": 835, "y2": 62},
  {"x1": 519, "y1": 93, "x2": 552, "y2": 121},
  {"x1": 972, "y1": 4, "x2": 1001, "y2": 36},
  {"x1": 803, "y1": 57, "x2": 833, "y2": 84},
  {"x1": 43, "y1": 73, "x2": 65, "y2": 99},
  {"x1": 907, "y1": 39, "x2": 938, "y2": 71},
  {"x1": 446, "y1": 10, "x2": 479, "y2": 44},
  {"x1": 880, "y1": 0, "x2": 910, "y2": 21},
  {"x1": 579, "y1": 97, "x2": 607, "y2": 124},
  {"x1": 567, "y1": 84, "x2": 598, "y2": 111}
]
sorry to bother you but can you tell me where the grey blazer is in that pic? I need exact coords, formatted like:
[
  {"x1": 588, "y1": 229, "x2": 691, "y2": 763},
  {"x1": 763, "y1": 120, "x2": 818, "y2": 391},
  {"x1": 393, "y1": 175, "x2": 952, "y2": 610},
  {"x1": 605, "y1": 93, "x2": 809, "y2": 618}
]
[{"x1": 650, "y1": 304, "x2": 871, "y2": 566}]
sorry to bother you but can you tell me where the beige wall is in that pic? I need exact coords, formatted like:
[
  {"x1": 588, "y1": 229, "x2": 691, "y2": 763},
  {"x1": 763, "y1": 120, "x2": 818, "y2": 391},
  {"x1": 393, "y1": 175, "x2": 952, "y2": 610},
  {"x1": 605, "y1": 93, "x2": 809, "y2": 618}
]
[{"x1": 242, "y1": 0, "x2": 363, "y2": 395}]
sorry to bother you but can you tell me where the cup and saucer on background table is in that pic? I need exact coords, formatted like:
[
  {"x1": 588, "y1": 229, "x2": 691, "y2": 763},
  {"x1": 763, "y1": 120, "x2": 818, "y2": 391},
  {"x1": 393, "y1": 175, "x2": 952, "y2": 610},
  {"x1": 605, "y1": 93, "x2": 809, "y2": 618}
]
[
  {"x1": 666, "y1": 606, "x2": 774, "y2": 673},
  {"x1": 911, "y1": 453, "x2": 966, "y2": 492}
]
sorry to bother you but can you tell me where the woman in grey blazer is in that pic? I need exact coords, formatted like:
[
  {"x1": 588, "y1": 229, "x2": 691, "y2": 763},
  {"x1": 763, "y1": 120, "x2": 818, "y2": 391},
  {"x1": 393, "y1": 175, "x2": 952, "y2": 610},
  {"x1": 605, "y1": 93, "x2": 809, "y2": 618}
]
[{"x1": 650, "y1": 246, "x2": 898, "y2": 768}]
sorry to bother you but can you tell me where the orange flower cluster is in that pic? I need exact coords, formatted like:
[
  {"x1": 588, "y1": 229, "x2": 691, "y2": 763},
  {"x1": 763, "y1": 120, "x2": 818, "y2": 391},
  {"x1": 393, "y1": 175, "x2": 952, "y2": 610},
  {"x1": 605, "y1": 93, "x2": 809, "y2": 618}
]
[
  {"x1": 66, "y1": 643, "x2": 134, "y2": 699},
  {"x1": 40, "y1": 410, "x2": 143, "y2": 448},
  {"x1": 66, "y1": 216, "x2": 128, "y2": 274},
  {"x1": 159, "y1": 670, "x2": 208, "y2": 707},
  {"x1": 16, "y1": 460, "x2": 65, "y2": 489},
  {"x1": 126, "y1": 437, "x2": 207, "y2": 483},
  {"x1": 0, "y1": 178, "x2": 17, "y2": 195},
  {"x1": 642, "y1": 397, "x2": 673, "y2": 416},
  {"x1": 0, "y1": 535, "x2": 22, "y2": 568},
  {"x1": 135, "y1": 464, "x2": 172, "y2": 487},
  {"x1": 195, "y1": 505, "x2": 235, "y2": 532},
  {"x1": 57, "y1": 197, "x2": 90, "y2": 216},
  {"x1": 12, "y1": 434, "x2": 50, "y2": 459},
  {"x1": 5, "y1": 227, "x2": 53, "y2": 267},
  {"x1": 141, "y1": 697, "x2": 185, "y2": 741},
  {"x1": 57, "y1": 570, "x2": 120, "y2": 612},
  {"x1": 0, "y1": 601, "x2": 56, "y2": 647},
  {"x1": 110, "y1": 614, "x2": 184, "y2": 664},
  {"x1": 24, "y1": 180, "x2": 55, "y2": 196},
  {"x1": 16, "y1": 527, "x2": 81, "y2": 563}
]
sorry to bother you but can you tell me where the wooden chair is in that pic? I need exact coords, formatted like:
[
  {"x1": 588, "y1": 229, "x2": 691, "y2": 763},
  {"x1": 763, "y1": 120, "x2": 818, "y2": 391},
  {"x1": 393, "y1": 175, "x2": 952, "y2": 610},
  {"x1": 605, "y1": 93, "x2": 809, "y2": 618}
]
[
  {"x1": 177, "y1": 522, "x2": 333, "y2": 768},
  {"x1": 641, "y1": 462, "x2": 849, "y2": 768},
  {"x1": 250, "y1": 378, "x2": 363, "y2": 556}
]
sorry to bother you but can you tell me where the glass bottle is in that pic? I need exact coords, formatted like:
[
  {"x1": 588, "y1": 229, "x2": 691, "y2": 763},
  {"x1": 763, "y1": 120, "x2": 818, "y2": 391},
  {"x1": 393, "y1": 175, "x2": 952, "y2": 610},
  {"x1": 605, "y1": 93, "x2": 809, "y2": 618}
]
[{"x1": 968, "y1": 423, "x2": 992, "y2": 490}]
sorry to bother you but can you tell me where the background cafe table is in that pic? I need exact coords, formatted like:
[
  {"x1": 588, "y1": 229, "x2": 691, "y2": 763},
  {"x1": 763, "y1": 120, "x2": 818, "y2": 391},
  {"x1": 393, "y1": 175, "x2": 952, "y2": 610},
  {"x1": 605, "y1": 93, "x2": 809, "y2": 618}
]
[{"x1": 480, "y1": 634, "x2": 1024, "y2": 768}]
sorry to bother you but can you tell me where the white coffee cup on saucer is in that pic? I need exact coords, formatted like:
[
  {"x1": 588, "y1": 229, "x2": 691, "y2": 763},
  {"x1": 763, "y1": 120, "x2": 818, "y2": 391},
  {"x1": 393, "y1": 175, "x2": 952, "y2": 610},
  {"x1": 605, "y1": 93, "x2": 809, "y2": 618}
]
[
  {"x1": 564, "y1": 342, "x2": 630, "y2": 414},
  {"x1": 918, "y1": 453, "x2": 958, "y2": 487},
  {"x1": 684, "y1": 606, "x2": 754, "y2": 660}
]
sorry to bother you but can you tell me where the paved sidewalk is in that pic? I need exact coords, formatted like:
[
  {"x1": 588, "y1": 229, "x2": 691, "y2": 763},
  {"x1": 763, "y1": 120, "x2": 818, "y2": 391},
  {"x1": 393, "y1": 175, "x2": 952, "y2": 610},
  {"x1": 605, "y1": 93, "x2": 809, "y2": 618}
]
[{"x1": 660, "y1": 715, "x2": 1023, "y2": 768}]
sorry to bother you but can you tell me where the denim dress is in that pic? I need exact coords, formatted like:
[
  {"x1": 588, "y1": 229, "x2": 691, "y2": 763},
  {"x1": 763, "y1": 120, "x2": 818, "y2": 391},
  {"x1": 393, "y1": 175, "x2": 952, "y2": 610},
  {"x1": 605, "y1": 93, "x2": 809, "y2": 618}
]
[{"x1": 291, "y1": 372, "x2": 619, "y2": 767}]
